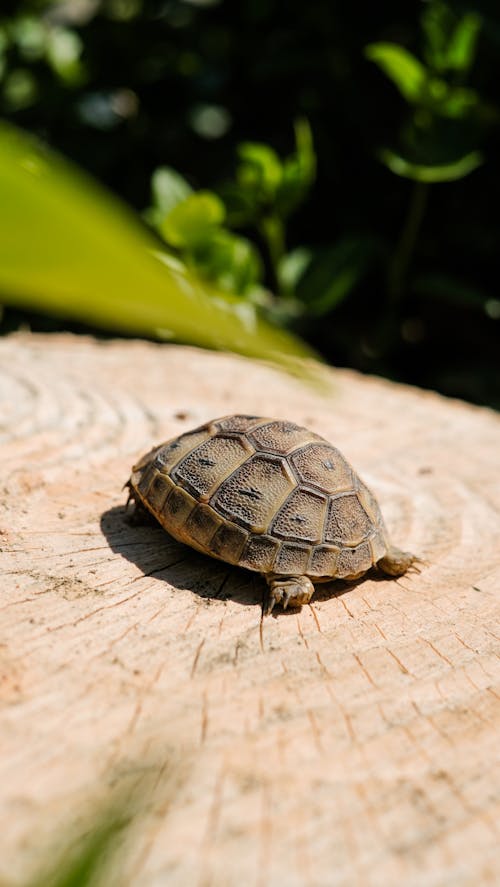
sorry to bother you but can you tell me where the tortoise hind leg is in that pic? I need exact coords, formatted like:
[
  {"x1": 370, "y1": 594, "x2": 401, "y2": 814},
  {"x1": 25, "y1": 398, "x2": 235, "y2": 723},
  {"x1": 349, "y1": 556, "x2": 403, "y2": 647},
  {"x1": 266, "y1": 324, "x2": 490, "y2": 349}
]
[
  {"x1": 377, "y1": 545, "x2": 419, "y2": 577},
  {"x1": 123, "y1": 481, "x2": 158, "y2": 527},
  {"x1": 265, "y1": 574, "x2": 315, "y2": 615}
]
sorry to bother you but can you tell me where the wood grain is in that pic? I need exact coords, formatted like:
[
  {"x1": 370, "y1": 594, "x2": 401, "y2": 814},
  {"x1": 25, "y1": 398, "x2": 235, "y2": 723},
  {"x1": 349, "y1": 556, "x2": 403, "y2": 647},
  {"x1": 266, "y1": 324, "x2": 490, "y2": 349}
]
[{"x1": 0, "y1": 333, "x2": 499, "y2": 887}]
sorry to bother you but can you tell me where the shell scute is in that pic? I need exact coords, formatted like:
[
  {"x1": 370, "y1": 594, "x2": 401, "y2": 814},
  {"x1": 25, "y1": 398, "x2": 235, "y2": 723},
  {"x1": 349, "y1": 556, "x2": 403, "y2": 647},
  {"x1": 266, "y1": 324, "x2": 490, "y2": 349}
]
[
  {"x1": 271, "y1": 488, "x2": 326, "y2": 544},
  {"x1": 357, "y1": 480, "x2": 385, "y2": 526},
  {"x1": 325, "y1": 493, "x2": 372, "y2": 546},
  {"x1": 161, "y1": 485, "x2": 197, "y2": 530},
  {"x1": 214, "y1": 415, "x2": 262, "y2": 433},
  {"x1": 153, "y1": 429, "x2": 211, "y2": 474},
  {"x1": 184, "y1": 503, "x2": 223, "y2": 547},
  {"x1": 239, "y1": 535, "x2": 280, "y2": 571},
  {"x1": 336, "y1": 542, "x2": 372, "y2": 578},
  {"x1": 211, "y1": 454, "x2": 295, "y2": 532},
  {"x1": 147, "y1": 472, "x2": 174, "y2": 513},
  {"x1": 172, "y1": 434, "x2": 250, "y2": 500},
  {"x1": 249, "y1": 420, "x2": 320, "y2": 455},
  {"x1": 291, "y1": 443, "x2": 353, "y2": 494},
  {"x1": 369, "y1": 531, "x2": 387, "y2": 563},
  {"x1": 275, "y1": 542, "x2": 310, "y2": 574},
  {"x1": 309, "y1": 544, "x2": 341, "y2": 577},
  {"x1": 210, "y1": 522, "x2": 248, "y2": 563}
]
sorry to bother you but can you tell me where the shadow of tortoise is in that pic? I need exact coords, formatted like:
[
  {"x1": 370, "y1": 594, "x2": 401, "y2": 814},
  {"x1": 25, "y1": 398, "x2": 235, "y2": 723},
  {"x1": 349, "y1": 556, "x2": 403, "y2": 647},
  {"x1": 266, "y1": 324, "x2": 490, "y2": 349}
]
[
  {"x1": 100, "y1": 504, "x2": 266, "y2": 610},
  {"x1": 100, "y1": 503, "x2": 372, "y2": 616}
]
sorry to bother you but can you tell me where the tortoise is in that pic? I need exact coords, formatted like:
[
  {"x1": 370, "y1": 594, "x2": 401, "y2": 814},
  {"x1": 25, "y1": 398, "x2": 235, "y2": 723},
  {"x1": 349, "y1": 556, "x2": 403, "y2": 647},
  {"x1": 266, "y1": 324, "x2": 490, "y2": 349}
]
[{"x1": 126, "y1": 415, "x2": 418, "y2": 613}]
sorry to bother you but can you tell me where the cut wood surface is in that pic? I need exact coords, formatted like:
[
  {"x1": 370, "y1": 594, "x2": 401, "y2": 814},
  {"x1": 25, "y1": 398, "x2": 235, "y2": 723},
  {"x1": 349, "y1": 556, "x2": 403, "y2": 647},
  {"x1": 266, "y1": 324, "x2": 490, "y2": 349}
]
[{"x1": 1, "y1": 333, "x2": 499, "y2": 887}]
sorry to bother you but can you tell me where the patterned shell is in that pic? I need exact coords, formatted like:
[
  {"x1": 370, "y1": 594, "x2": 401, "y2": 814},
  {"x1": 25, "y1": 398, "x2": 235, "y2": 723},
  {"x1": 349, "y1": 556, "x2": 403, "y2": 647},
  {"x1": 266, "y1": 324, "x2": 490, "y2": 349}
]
[{"x1": 129, "y1": 415, "x2": 389, "y2": 580}]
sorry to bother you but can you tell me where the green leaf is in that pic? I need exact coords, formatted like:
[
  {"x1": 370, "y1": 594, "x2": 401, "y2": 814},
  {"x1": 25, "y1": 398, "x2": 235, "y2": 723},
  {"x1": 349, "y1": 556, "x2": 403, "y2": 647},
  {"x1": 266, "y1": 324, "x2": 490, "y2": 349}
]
[
  {"x1": 217, "y1": 182, "x2": 258, "y2": 227},
  {"x1": 425, "y1": 80, "x2": 480, "y2": 118},
  {"x1": 192, "y1": 229, "x2": 262, "y2": 296},
  {"x1": 28, "y1": 812, "x2": 127, "y2": 887},
  {"x1": 421, "y1": 1, "x2": 481, "y2": 75},
  {"x1": 446, "y1": 13, "x2": 481, "y2": 72},
  {"x1": 294, "y1": 117, "x2": 315, "y2": 168},
  {"x1": 46, "y1": 27, "x2": 86, "y2": 85},
  {"x1": 10, "y1": 16, "x2": 46, "y2": 62},
  {"x1": 413, "y1": 272, "x2": 488, "y2": 308},
  {"x1": 379, "y1": 148, "x2": 482, "y2": 182},
  {"x1": 296, "y1": 237, "x2": 379, "y2": 316},
  {"x1": 237, "y1": 142, "x2": 283, "y2": 200},
  {"x1": 0, "y1": 123, "x2": 316, "y2": 372},
  {"x1": 365, "y1": 42, "x2": 428, "y2": 103},
  {"x1": 276, "y1": 118, "x2": 316, "y2": 217},
  {"x1": 151, "y1": 166, "x2": 192, "y2": 217},
  {"x1": 160, "y1": 191, "x2": 225, "y2": 248},
  {"x1": 421, "y1": 1, "x2": 455, "y2": 72},
  {"x1": 278, "y1": 247, "x2": 313, "y2": 295}
]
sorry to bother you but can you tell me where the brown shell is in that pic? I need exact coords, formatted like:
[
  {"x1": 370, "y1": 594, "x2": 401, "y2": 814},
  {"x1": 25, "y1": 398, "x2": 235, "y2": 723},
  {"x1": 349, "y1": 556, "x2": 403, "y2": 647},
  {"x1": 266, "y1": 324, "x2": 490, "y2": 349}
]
[{"x1": 129, "y1": 416, "x2": 390, "y2": 580}]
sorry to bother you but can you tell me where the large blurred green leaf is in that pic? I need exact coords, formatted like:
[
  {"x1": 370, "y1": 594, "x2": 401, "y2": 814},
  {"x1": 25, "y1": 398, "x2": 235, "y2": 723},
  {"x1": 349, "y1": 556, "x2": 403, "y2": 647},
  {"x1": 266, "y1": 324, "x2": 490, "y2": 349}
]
[{"x1": 0, "y1": 123, "x2": 316, "y2": 371}]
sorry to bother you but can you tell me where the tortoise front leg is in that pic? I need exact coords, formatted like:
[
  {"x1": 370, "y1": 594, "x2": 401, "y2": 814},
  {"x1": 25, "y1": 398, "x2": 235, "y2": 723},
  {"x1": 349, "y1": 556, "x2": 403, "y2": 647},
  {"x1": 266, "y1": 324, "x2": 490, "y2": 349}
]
[{"x1": 264, "y1": 574, "x2": 315, "y2": 614}]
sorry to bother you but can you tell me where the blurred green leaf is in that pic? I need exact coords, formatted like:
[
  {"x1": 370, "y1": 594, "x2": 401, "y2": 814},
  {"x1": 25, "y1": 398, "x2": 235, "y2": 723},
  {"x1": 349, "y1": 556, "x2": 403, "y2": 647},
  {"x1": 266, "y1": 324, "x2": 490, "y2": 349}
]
[
  {"x1": 296, "y1": 237, "x2": 379, "y2": 316},
  {"x1": 10, "y1": 16, "x2": 47, "y2": 62},
  {"x1": 278, "y1": 247, "x2": 313, "y2": 295},
  {"x1": 366, "y1": 38, "x2": 484, "y2": 119},
  {"x1": 413, "y1": 272, "x2": 488, "y2": 307},
  {"x1": 219, "y1": 120, "x2": 315, "y2": 237},
  {"x1": 160, "y1": 191, "x2": 225, "y2": 248},
  {"x1": 217, "y1": 181, "x2": 257, "y2": 227},
  {"x1": 46, "y1": 27, "x2": 85, "y2": 85},
  {"x1": 3, "y1": 68, "x2": 38, "y2": 110},
  {"x1": 151, "y1": 166, "x2": 192, "y2": 217},
  {"x1": 422, "y1": 1, "x2": 481, "y2": 74},
  {"x1": 28, "y1": 812, "x2": 127, "y2": 887},
  {"x1": 237, "y1": 142, "x2": 283, "y2": 201},
  {"x1": 365, "y1": 43, "x2": 428, "y2": 103},
  {"x1": 192, "y1": 229, "x2": 262, "y2": 295},
  {"x1": 276, "y1": 118, "x2": 316, "y2": 217},
  {"x1": 447, "y1": 13, "x2": 481, "y2": 73},
  {"x1": 0, "y1": 123, "x2": 317, "y2": 371},
  {"x1": 422, "y1": 1, "x2": 454, "y2": 72},
  {"x1": 380, "y1": 147, "x2": 482, "y2": 181},
  {"x1": 426, "y1": 81, "x2": 480, "y2": 118}
]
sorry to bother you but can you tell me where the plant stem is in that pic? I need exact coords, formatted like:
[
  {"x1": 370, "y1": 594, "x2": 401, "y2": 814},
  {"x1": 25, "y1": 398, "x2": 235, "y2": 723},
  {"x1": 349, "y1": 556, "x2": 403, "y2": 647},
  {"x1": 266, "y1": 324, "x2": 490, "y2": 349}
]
[
  {"x1": 388, "y1": 180, "x2": 429, "y2": 302},
  {"x1": 261, "y1": 214, "x2": 286, "y2": 296}
]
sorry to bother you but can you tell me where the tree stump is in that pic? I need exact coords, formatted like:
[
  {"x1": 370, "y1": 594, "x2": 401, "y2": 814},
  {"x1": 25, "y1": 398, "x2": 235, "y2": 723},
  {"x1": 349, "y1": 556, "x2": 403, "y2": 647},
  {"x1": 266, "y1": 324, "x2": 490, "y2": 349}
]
[{"x1": 1, "y1": 333, "x2": 499, "y2": 886}]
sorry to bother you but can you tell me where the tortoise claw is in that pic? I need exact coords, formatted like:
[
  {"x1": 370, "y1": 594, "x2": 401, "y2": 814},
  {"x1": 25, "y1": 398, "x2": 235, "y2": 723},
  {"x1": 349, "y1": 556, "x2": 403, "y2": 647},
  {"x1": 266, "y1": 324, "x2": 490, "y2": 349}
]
[
  {"x1": 265, "y1": 576, "x2": 315, "y2": 615},
  {"x1": 265, "y1": 595, "x2": 276, "y2": 616}
]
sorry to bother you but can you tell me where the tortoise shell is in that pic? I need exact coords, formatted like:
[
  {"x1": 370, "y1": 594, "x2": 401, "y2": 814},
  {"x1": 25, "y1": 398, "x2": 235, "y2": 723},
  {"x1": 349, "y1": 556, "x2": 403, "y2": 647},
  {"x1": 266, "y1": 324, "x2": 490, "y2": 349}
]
[{"x1": 128, "y1": 415, "x2": 397, "y2": 587}]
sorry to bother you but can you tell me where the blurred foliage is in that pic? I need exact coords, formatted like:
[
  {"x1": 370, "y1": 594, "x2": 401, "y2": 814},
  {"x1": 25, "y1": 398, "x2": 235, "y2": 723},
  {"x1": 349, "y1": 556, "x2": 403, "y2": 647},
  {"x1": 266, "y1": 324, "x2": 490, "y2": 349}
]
[
  {"x1": 26, "y1": 808, "x2": 128, "y2": 887},
  {"x1": 0, "y1": 122, "x2": 318, "y2": 376},
  {"x1": 146, "y1": 119, "x2": 317, "y2": 320},
  {"x1": 0, "y1": 0, "x2": 499, "y2": 406}
]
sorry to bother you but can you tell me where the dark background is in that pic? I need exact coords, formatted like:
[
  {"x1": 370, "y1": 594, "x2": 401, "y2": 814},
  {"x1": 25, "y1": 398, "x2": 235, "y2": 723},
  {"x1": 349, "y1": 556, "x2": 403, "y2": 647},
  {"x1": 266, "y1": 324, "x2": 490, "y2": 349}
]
[{"x1": 1, "y1": 0, "x2": 499, "y2": 407}]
